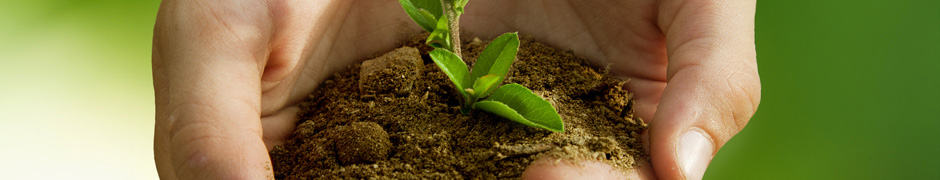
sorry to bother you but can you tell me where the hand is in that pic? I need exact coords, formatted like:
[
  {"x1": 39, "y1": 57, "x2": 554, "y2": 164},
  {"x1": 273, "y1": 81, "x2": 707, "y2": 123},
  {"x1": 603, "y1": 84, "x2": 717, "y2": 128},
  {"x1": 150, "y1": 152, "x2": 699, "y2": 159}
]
[
  {"x1": 153, "y1": 0, "x2": 419, "y2": 179},
  {"x1": 464, "y1": 1, "x2": 761, "y2": 179},
  {"x1": 152, "y1": 0, "x2": 759, "y2": 179}
]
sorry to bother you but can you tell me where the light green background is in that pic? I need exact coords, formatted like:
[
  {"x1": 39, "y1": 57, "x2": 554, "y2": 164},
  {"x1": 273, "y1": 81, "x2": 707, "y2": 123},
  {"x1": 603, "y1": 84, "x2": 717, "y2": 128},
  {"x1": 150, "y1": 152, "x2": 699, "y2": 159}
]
[{"x1": 0, "y1": 0, "x2": 936, "y2": 179}]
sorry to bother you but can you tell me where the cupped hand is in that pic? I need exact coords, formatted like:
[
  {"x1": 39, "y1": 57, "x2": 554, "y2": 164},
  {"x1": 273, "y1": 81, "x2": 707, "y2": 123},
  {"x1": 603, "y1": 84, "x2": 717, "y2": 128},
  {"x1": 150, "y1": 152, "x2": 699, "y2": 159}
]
[
  {"x1": 475, "y1": 1, "x2": 761, "y2": 179},
  {"x1": 152, "y1": 0, "x2": 759, "y2": 179},
  {"x1": 153, "y1": 1, "x2": 415, "y2": 179}
]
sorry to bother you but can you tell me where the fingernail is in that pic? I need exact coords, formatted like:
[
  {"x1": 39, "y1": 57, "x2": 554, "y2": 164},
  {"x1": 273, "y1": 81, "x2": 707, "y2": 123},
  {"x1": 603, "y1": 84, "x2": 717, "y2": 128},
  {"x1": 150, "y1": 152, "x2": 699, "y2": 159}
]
[{"x1": 677, "y1": 129, "x2": 713, "y2": 180}]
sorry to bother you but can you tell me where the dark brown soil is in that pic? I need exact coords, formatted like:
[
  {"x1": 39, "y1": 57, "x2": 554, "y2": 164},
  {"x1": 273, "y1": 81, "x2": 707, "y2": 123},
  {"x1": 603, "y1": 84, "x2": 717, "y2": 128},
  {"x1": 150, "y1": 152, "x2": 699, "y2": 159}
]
[{"x1": 269, "y1": 34, "x2": 648, "y2": 179}]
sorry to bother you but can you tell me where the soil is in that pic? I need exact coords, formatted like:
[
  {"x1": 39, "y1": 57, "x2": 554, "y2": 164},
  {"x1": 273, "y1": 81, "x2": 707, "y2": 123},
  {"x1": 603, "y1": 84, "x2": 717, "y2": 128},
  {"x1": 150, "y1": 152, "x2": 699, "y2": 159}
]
[{"x1": 269, "y1": 34, "x2": 648, "y2": 179}]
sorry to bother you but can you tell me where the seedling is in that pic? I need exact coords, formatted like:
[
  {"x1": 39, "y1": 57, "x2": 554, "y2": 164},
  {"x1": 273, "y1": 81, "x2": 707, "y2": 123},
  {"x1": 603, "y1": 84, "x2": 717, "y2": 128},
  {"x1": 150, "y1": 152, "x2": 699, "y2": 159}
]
[{"x1": 398, "y1": 0, "x2": 564, "y2": 132}]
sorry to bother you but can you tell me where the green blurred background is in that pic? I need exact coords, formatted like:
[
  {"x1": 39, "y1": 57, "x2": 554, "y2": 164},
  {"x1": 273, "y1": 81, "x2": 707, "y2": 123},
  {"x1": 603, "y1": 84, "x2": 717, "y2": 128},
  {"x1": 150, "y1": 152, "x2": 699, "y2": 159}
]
[{"x1": 0, "y1": 0, "x2": 936, "y2": 179}]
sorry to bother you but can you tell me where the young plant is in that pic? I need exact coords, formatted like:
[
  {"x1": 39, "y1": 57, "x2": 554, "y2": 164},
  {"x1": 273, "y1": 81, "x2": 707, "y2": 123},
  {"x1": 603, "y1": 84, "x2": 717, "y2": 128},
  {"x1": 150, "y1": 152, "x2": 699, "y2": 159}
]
[{"x1": 399, "y1": 0, "x2": 564, "y2": 132}]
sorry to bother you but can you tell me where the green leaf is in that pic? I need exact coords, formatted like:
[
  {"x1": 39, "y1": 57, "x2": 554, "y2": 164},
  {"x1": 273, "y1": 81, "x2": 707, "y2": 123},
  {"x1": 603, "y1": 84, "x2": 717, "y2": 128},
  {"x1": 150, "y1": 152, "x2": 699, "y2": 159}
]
[
  {"x1": 429, "y1": 48, "x2": 471, "y2": 103},
  {"x1": 474, "y1": 83, "x2": 564, "y2": 132},
  {"x1": 472, "y1": 74, "x2": 501, "y2": 99},
  {"x1": 470, "y1": 32, "x2": 519, "y2": 88},
  {"x1": 426, "y1": 17, "x2": 452, "y2": 50},
  {"x1": 398, "y1": 0, "x2": 443, "y2": 32}
]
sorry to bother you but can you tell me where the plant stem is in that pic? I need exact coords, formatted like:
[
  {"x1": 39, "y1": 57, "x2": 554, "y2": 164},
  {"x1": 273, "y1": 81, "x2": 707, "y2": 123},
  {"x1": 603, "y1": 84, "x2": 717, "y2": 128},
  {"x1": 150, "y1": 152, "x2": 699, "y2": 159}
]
[{"x1": 441, "y1": 0, "x2": 462, "y2": 57}]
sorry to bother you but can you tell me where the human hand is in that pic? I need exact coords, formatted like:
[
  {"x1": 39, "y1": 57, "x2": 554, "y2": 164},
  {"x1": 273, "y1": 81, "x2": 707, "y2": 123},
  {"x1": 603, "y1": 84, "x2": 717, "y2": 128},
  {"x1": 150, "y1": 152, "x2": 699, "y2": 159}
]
[
  {"x1": 152, "y1": 0, "x2": 759, "y2": 179},
  {"x1": 152, "y1": 0, "x2": 427, "y2": 179},
  {"x1": 458, "y1": 0, "x2": 760, "y2": 179}
]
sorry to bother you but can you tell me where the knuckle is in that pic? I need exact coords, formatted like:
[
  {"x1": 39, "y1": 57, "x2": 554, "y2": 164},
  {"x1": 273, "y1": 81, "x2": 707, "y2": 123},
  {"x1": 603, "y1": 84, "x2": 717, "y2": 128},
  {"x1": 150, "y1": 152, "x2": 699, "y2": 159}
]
[
  {"x1": 717, "y1": 64, "x2": 761, "y2": 133},
  {"x1": 160, "y1": 104, "x2": 227, "y2": 172}
]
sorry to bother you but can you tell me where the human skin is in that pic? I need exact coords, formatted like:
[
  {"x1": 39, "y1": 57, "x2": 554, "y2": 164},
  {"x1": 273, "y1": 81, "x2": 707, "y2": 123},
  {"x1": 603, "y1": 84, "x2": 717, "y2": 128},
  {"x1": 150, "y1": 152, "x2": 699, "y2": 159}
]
[{"x1": 152, "y1": 0, "x2": 759, "y2": 179}]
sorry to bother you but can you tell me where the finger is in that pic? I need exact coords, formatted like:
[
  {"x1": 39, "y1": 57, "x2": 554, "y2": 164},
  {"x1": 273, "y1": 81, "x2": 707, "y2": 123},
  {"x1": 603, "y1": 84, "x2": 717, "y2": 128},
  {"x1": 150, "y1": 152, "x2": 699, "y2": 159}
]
[
  {"x1": 261, "y1": 106, "x2": 299, "y2": 150},
  {"x1": 650, "y1": 0, "x2": 761, "y2": 179},
  {"x1": 153, "y1": 1, "x2": 273, "y2": 179},
  {"x1": 522, "y1": 157, "x2": 656, "y2": 180}
]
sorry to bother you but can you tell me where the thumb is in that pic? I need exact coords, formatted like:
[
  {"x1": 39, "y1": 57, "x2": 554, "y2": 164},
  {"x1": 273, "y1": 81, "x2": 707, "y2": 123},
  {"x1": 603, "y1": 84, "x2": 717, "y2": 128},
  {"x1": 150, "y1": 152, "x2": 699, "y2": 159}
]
[
  {"x1": 153, "y1": 1, "x2": 273, "y2": 179},
  {"x1": 651, "y1": 0, "x2": 760, "y2": 179}
]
